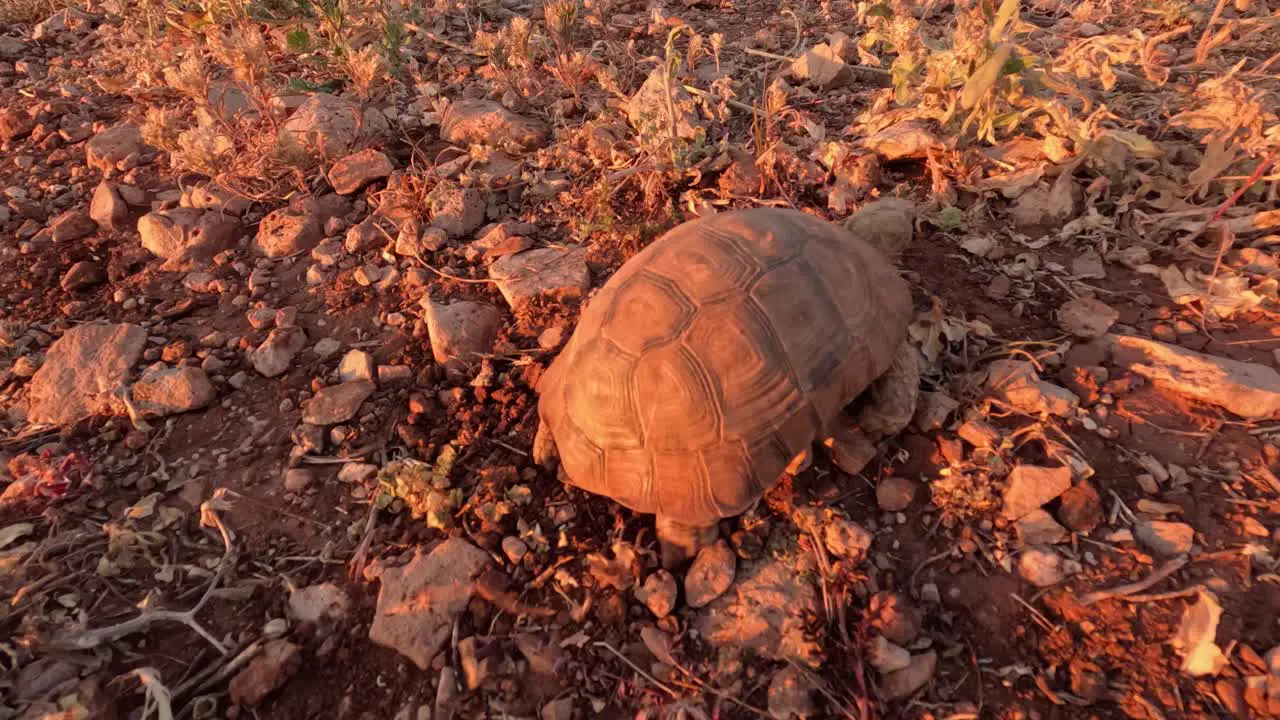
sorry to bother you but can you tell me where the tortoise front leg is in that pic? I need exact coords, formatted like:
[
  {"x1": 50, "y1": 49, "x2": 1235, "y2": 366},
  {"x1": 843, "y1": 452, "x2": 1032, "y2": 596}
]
[
  {"x1": 855, "y1": 341, "x2": 920, "y2": 438},
  {"x1": 655, "y1": 516, "x2": 719, "y2": 569}
]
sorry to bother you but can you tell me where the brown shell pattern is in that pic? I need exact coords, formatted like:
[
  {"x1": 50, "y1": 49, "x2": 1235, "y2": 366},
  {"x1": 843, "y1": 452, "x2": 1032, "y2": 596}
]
[{"x1": 538, "y1": 208, "x2": 912, "y2": 526}]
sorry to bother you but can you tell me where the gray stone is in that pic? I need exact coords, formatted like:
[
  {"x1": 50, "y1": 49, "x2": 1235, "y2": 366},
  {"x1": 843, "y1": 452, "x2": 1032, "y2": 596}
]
[
  {"x1": 131, "y1": 366, "x2": 216, "y2": 417},
  {"x1": 1002, "y1": 464, "x2": 1072, "y2": 520},
  {"x1": 635, "y1": 570, "x2": 678, "y2": 618},
  {"x1": 49, "y1": 210, "x2": 96, "y2": 242},
  {"x1": 328, "y1": 148, "x2": 393, "y2": 194},
  {"x1": 252, "y1": 327, "x2": 307, "y2": 377},
  {"x1": 685, "y1": 539, "x2": 736, "y2": 608},
  {"x1": 278, "y1": 93, "x2": 389, "y2": 158},
  {"x1": 1110, "y1": 334, "x2": 1280, "y2": 420},
  {"x1": 85, "y1": 124, "x2": 145, "y2": 172},
  {"x1": 256, "y1": 203, "x2": 323, "y2": 257},
  {"x1": 1015, "y1": 509, "x2": 1069, "y2": 545},
  {"x1": 26, "y1": 323, "x2": 147, "y2": 426},
  {"x1": 440, "y1": 100, "x2": 550, "y2": 152},
  {"x1": 60, "y1": 260, "x2": 105, "y2": 291},
  {"x1": 421, "y1": 299, "x2": 503, "y2": 377},
  {"x1": 488, "y1": 248, "x2": 590, "y2": 310},
  {"x1": 90, "y1": 181, "x2": 129, "y2": 229},
  {"x1": 368, "y1": 539, "x2": 490, "y2": 669},
  {"x1": 302, "y1": 381, "x2": 374, "y2": 425},
  {"x1": 1134, "y1": 520, "x2": 1195, "y2": 557},
  {"x1": 338, "y1": 349, "x2": 375, "y2": 383},
  {"x1": 138, "y1": 208, "x2": 241, "y2": 269},
  {"x1": 427, "y1": 184, "x2": 486, "y2": 238}
]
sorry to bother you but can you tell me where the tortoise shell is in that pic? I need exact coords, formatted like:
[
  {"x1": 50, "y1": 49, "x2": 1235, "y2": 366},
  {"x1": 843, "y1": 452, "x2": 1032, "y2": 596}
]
[{"x1": 537, "y1": 208, "x2": 912, "y2": 526}]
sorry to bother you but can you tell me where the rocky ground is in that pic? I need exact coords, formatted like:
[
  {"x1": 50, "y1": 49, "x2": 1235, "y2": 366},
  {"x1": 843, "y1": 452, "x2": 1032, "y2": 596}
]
[{"x1": 2, "y1": 0, "x2": 1280, "y2": 718}]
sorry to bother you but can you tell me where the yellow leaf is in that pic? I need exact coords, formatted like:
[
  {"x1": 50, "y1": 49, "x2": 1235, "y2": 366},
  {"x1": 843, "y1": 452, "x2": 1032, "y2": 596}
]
[{"x1": 960, "y1": 44, "x2": 1014, "y2": 110}]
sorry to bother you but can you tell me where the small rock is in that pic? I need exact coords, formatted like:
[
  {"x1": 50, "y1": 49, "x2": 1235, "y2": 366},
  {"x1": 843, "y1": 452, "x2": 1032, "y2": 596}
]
[
  {"x1": 1059, "y1": 297, "x2": 1120, "y2": 338},
  {"x1": 880, "y1": 651, "x2": 937, "y2": 700},
  {"x1": 501, "y1": 536, "x2": 528, "y2": 564},
  {"x1": 825, "y1": 425, "x2": 877, "y2": 474},
  {"x1": 337, "y1": 462, "x2": 377, "y2": 483},
  {"x1": 1018, "y1": 546, "x2": 1070, "y2": 587},
  {"x1": 302, "y1": 381, "x2": 375, "y2": 425},
  {"x1": 427, "y1": 184, "x2": 486, "y2": 238},
  {"x1": 635, "y1": 569, "x2": 678, "y2": 618},
  {"x1": 470, "y1": 221, "x2": 535, "y2": 259},
  {"x1": 229, "y1": 639, "x2": 301, "y2": 707},
  {"x1": 1010, "y1": 173, "x2": 1082, "y2": 231},
  {"x1": 338, "y1": 349, "x2": 376, "y2": 383},
  {"x1": 0, "y1": 108, "x2": 34, "y2": 142},
  {"x1": 440, "y1": 99, "x2": 550, "y2": 152},
  {"x1": 684, "y1": 539, "x2": 736, "y2": 608},
  {"x1": 913, "y1": 390, "x2": 959, "y2": 431},
  {"x1": 422, "y1": 299, "x2": 504, "y2": 377},
  {"x1": 85, "y1": 124, "x2": 145, "y2": 172},
  {"x1": 49, "y1": 209, "x2": 96, "y2": 242},
  {"x1": 131, "y1": 367, "x2": 216, "y2": 417},
  {"x1": 138, "y1": 208, "x2": 241, "y2": 269},
  {"x1": 313, "y1": 337, "x2": 342, "y2": 358},
  {"x1": 251, "y1": 327, "x2": 307, "y2": 377},
  {"x1": 868, "y1": 592, "x2": 920, "y2": 646},
  {"x1": 489, "y1": 248, "x2": 590, "y2": 310},
  {"x1": 868, "y1": 634, "x2": 912, "y2": 674},
  {"x1": 699, "y1": 555, "x2": 821, "y2": 667},
  {"x1": 247, "y1": 308, "x2": 277, "y2": 330},
  {"x1": 1058, "y1": 483, "x2": 1103, "y2": 532},
  {"x1": 823, "y1": 517, "x2": 872, "y2": 561},
  {"x1": 60, "y1": 260, "x2": 106, "y2": 291},
  {"x1": 288, "y1": 582, "x2": 350, "y2": 628},
  {"x1": 1110, "y1": 334, "x2": 1280, "y2": 420},
  {"x1": 345, "y1": 216, "x2": 385, "y2": 253},
  {"x1": 378, "y1": 365, "x2": 412, "y2": 385},
  {"x1": 283, "y1": 468, "x2": 313, "y2": 491},
  {"x1": 987, "y1": 359, "x2": 1080, "y2": 417},
  {"x1": 183, "y1": 183, "x2": 252, "y2": 216},
  {"x1": 1134, "y1": 520, "x2": 1195, "y2": 557},
  {"x1": 369, "y1": 539, "x2": 491, "y2": 669},
  {"x1": 791, "y1": 42, "x2": 854, "y2": 90},
  {"x1": 278, "y1": 93, "x2": 388, "y2": 158},
  {"x1": 876, "y1": 477, "x2": 917, "y2": 512},
  {"x1": 1015, "y1": 509, "x2": 1069, "y2": 545},
  {"x1": 328, "y1": 148, "x2": 394, "y2": 194},
  {"x1": 90, "y1": 182, "x2": 131, "y2": 230},
  {"x1": 538, "y1": 325, "x2": 566, "y2": 350},
  {"x1": 256, "y1": 202, "x2": 324, "y2": 257},
  {"x1": 767, "y1": 666, "x2": 816, "y2": 719},
  {"x1": 1002, "y1": 464, "x2": 1073, "y2": 520}
]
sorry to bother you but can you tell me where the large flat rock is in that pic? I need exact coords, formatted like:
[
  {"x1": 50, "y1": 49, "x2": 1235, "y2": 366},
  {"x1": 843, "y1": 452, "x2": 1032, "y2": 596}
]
[
  {"x1": 368, "y1": 539, "x2": 491, "y2": 669},
  {"x1": 1109, "y1": 335, "x2": 1280, "y2": 420},
  {"x1": 27, "y1": 323, "x2": 147, "y2": 426}
]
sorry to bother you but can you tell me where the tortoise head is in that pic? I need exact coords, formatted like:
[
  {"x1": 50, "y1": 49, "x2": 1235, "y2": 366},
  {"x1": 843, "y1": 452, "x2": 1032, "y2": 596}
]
[{"x1": 842, "y1": 197, "x2": 916, "y2": 260}]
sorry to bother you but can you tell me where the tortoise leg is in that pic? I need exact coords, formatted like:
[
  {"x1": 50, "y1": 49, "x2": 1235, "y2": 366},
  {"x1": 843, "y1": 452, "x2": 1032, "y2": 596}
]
[
  {"x1": 532, "y1": 419, "x2": 558, "y2": 469},
  {"x1": 655, "y1": 516, "x2": 719, "y2": 569},
  {"x1": 855, "y1": 341, "x2": 920, "y2": 439}
]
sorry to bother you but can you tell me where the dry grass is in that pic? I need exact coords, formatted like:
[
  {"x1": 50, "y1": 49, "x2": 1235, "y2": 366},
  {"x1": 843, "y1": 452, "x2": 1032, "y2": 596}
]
[{"x1": 0, "y1": 0, "x2": 72, "y2": 23}]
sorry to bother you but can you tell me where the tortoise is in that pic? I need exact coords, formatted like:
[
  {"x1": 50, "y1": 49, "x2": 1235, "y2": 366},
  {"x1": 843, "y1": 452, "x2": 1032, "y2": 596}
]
[{"x1": 534, "y1": 202, "x2": 919, "y2": 567}]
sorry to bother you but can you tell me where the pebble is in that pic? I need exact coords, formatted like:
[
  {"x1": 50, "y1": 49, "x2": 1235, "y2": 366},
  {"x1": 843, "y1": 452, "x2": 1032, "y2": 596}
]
[
  {"x1": 1134, "y1": 520, "x2": 1195, "y2": 557},
  {"x1": 766, "y1": 666, "x2": 816, "y2": 719},
  {"x1": 876, "y1": 476, "x2": 917, "y2": 512},
  {"x1": 635, "y1": 570, "x2": 678, "y2": 618},
  {"x1": 684, "y1": 540, "x2": 736, "y2": 608},
  {"x1": 868, "y1": 592, "x2": 920, "y2": 646},
  {"x1": 501, "y1": 536, "x2": 529, "y2": 563},
  {"x1": 283, "y1": 468, "x2": 314, "y2": 492},
  {"x1": 1017, "y1": 546, "x2": 1071, "y2": 587}
]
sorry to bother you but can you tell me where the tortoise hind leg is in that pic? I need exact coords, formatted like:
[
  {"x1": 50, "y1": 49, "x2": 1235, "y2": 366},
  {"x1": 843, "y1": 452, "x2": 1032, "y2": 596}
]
[
  {"x1": 532, "y1": 420, "x2": 559, "y2": 470},
  {"x1": 655, "y1": 516, "x2": 719, "y2": 569}
]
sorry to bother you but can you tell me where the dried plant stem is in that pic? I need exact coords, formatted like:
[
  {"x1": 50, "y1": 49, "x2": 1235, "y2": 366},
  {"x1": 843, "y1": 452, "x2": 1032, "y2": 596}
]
[
  {"x1": 1194, "y1": 0, "x2": 1232, "y2": 64},
  {"x1": 53, "y1": 503, "x2": 235, "y2": 654},
  {"x1": 1078, "y1": 554, "x2": 1190, "y2": 605}
]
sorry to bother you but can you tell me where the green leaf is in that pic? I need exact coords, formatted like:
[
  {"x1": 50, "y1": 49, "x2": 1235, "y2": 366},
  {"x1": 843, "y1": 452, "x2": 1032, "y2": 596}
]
[
  {"x1": 936, "y1": 206, "x2": 964, "y2": 231},
  {"x1": 286, "y1": 28, "x2": 310, "y2": 52},
  {"x1": 960, "y1": 43, "x2": 1014, "y2": 110},
  {"x1": 868, "y1": 3, "x2": 894, "y2": 18}
]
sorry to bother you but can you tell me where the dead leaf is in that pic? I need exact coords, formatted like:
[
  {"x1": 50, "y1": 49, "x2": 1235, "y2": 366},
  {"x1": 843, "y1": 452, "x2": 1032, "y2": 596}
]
[
  {"x1": 961, "y1": 235, "x2": 998, "y2": 258},
  {"x1": 1173, "y1": 591, "x2": 1228, "y2": 676},
  {"x1": 640, "y1": 625, "x2": 678, "y2": 666},
  {"x1": 1188, "y1": 135, "x2": 1239, "y2": 198},
  {"x1": 1058, "y1": 297, "x2": 1120, "y2": 338},
  {"x1": 0, "y1": 522, "x2": 34, "y2": 550},
  {"x1": 585, "y1": 540, "x2": 640, "y2": 591}
]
